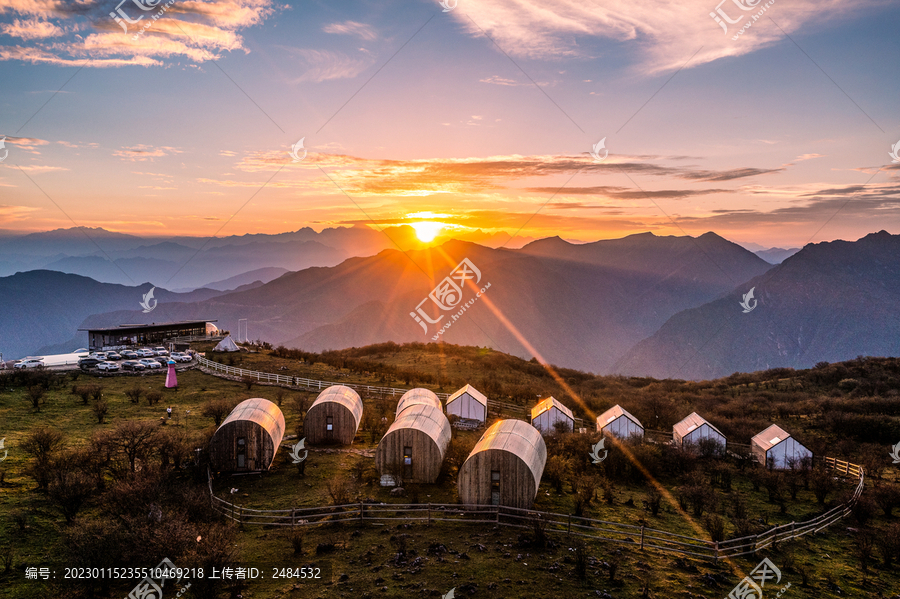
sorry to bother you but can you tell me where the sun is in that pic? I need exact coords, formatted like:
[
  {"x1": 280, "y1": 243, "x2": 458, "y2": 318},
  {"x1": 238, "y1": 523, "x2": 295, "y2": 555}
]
[{"x1": 411, "y1": 221, "x2": 444, "y2": 242}]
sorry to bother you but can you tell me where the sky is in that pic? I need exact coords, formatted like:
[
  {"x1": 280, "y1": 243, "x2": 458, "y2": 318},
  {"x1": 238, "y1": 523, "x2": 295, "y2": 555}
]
[{"x1": 0, "y1": 0, "x2": 898, "y2": 248}]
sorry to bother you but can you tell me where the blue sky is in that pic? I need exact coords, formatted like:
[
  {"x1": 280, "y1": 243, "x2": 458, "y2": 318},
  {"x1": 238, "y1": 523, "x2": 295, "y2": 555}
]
[{"x1": 0, "y1": 0, "x2": 898, "y2": 247}]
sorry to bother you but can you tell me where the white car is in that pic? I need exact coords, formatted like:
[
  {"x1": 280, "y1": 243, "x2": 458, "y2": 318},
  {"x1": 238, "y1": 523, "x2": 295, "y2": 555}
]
[
  {"x1": 136, "y1": 349, "x2": 156, "y2": 358},
  {"x1": 153, "y1": 347, "x2": 169, "y2": 356},
  {"x1": 139, "y1": 358, "x2": 162, "y2": 369},
  {"x1": 97, "y1": 361, "x2": 120, "y2": 372},
  {"x1": 90, "y1": 352, "x2": 108, "y2": 360},
  {"x1": 14, "y1": 358, "x2": 45, "y2": 369},
  {"x1": 169, "y1": 352, "x2": 192, "y2": 363}
]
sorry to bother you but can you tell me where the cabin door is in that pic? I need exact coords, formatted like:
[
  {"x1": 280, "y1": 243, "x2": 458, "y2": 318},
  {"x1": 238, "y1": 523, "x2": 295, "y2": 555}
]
[
  {"x1": 237, "y1": 438, "x2": 246, "y2": 469},
  {"x1": 490, "y1": 470, "x2": 500, "y2": 505},
  {"x1": 403, "y1": 446, "x2": 413, "y2": 480}
]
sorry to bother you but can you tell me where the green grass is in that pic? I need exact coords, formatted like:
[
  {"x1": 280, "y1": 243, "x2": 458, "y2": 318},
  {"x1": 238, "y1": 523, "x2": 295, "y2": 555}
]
[{"x1": 1, "y1": 354, "x2": 899, "y2": 598}]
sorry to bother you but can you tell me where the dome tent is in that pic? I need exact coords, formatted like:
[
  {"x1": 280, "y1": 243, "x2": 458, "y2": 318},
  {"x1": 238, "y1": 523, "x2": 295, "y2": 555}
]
[{"x1": 214, "y1": 335, "x2": 241, "y2": 352}]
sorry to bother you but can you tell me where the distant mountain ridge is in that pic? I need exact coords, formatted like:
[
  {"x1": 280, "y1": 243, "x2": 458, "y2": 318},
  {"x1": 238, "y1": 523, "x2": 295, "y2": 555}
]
[
  {"x1": 614, "y1": 231, "x2": 900, "y2": 380},
  {"x1": 84, "y1": 231, "x2": 773, "y2": 373}
]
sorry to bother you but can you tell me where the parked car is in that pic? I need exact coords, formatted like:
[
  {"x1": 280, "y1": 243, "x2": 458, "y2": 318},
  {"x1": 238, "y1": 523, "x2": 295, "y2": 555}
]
[
  {"x1": 120, "y1": 350, "x2": 139, "y2": 359},
  {"x1": 154, "y1": 357, "x2": 171, "y2": 366},
  {"x1": 90, "y1": 352, "x2": 108, "y2": 360},
  {"x1": 138, "y1": 359, "x2": 162, "y2": 369},
  {"x1": 14, "y1": 358, "x2": 45, "y2": 369},
  {"x1": 122, "y1": 360, "x2": 146, "y2": 371},
  {"x1": 136, "y1": 349, "x2": 155, "y2": 358},
  {"x1": 105, "y1": 352, "x2": 122, "y2": 361},
  {"x1": 97, "y1": 361, "x2": 120, "y2": 372},
  {"x1": 74, "y1": 348, "x2": 89, "y2": 353},
  {"x1": 169, "y1": 352, "x2": 192, "y2": 363},
  {"x1": 78, "y1": 357, "x2": 102, "y2": 370},
  {"x1": 153, "y1": 347, "x2": 169, "y2": 356}
]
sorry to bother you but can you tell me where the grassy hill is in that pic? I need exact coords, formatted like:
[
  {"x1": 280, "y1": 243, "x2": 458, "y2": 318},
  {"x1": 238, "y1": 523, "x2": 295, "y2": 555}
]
[{"x1": 1, "y1": 344, "x2": 899, "y2": 598}]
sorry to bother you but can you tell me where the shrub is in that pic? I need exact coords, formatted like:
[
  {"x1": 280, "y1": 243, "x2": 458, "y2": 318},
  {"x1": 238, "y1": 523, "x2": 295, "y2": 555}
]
[
  {"x1": 202, "y1": 400, "x2": 232, "y2": 426},
  {"x1": 26, "y1": 385, "x2": 45, "y2": 410},
  {"x1": 124, "y1": 386, "x2": 143, "y2": 404},
  {"x1": 92, "y1": 400, "x2": 109, "y2": 424}
]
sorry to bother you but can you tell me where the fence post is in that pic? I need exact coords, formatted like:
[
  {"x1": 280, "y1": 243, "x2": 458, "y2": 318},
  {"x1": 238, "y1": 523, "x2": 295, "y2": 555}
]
[
  {"x1": 640, "y1": 526, "x2": 645, "y2": 550},
  {"x1": 496, "y1": 506, "x2": 500, "y2": 524},
  {"x1": 567, "y1": 514, "x2": 572, "y2": 534},
  {"x1": 790, "y1": 521, "x2": 795, "y2": 539},
  {"x1": 427, "y1": 504, "x2": 431, "y2": 525},
  {"x1": 359, "y1": 502, "x2": 363, "y2": 522},
  {"x1": 714, "y1": 541, "x2": 719, "y2": 564}
]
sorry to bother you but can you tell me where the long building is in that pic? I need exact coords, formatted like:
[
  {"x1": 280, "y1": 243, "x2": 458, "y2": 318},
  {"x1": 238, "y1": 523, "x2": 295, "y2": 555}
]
[{"x1": 79, "y1": 320, "x2": 216, "y2": 351}]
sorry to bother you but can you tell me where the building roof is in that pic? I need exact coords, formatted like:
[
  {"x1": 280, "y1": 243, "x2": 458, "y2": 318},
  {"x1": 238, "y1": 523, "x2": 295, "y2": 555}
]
[
  {"x1": 310, "y1": 385, "x2": 363, "y2": 424},
  {"x1": 673, "y1": 412, "x2": 724, "y2": 439},
  {"x1": 384, "y1": 403, "x2": 452, "y2": 453},
  {"x1": 470, "y1": 419, "x2": 546, "y2": 495},
  {"x1": 596, "y1": 404, "x2": 643, "y2": 429},
  {"x1": 531, "y1": 396, "x2": 574, "y2": 421},
  {"x1": 446, "y1": 384, "x2": 487, "y2": 407},
  {"x1": 751, "y1": 424, "x2": 794, "y2": 451},
  {"x1": 78, "y1": 320, "x2": 215, "y2": 333},
  {"x1": 218, "y1": 397, "x2": 285, "y2": 447},
  {"x1": 396, "y1": 388, "x2": 442, "y2": 415}
]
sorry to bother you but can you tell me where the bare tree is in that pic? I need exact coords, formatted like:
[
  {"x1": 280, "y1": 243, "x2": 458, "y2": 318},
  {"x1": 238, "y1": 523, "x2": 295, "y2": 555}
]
[
  {"x1": 202, "y1": 399, "x2": 232, "y2": 426},
  {"x1": 92, "y1": 400, "x2": 109, "y2": 424},
  {"x1": 26, "y1": 385, "x2": 45, "y2": 410},
  {"x1": 109, "y1": 420, "x2": 159, "y2": 474},
  {"x1": 22, "y1": 427, "x2": 64, "y2": 489},
  {"x1": 48, "y1": 467, "x2": 95, "y2": 523}
]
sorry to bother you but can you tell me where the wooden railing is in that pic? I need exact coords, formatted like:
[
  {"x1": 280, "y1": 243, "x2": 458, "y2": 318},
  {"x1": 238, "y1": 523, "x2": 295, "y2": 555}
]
[
  {"x1": 197, "y1": 355, "x2": 585, "y2": 427},
  {"x1": 208, "y1": 458, "x2": 863, "y2": 562}
]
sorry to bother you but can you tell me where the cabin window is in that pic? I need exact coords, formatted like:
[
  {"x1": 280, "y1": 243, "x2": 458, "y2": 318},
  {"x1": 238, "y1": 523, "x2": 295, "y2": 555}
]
[
  {"x1": 403, "y1": 446, "x2": 413, "y2": 478},
  {"x1": 490, "y1": 470, "x2": 500, "y2": 505},
  {"x1": 326, "y1": 416, "x2": 333, "y2": 431},
  {"x1": 237, "y1": 437, "x2": 246, "y2": 469}
]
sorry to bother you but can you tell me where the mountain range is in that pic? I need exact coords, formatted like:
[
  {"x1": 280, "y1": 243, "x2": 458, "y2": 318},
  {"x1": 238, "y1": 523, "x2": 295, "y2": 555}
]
[{"x1": 4, "y1": 229, "x2": 897, "y2": 380}]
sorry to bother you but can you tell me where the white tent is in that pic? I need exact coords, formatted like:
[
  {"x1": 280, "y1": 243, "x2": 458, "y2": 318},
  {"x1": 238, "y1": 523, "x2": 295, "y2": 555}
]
[
  {"x1": 214, "y1": 335, "x2": 241, "y2": 352},
  {"x1": 531, "y1": 397, "x2": 574, "y2": 435},
  {"x1": 596, "y1": 405, "x2": 644, "y2": 439}
]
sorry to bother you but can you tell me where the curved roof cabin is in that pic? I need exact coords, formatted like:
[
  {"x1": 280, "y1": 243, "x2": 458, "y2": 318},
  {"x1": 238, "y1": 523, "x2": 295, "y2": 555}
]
[
  {"x1": 209, "y1": 398, "x2": 285, "y2": 472},
  {"x1": 376, "y1": 403, "x2": 452, "y2": 484},
  {"x1": 396, "y1": 388, "x2": 442, "y2": 416},
  {"x1": 304, "y1": 385, "x2": 363, "y2": 445},
  {"x1": 458, "y1": 419, "x2": 547, "y2": 509}
]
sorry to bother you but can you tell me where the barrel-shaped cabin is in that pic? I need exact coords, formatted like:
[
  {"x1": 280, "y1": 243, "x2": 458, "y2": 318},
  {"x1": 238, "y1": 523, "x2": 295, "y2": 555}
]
[
  {"x1": 376, "y1": 403, "x2": 451, "y2": 484},
  {"x1": 304, "y1": 385, "x2": 363, "y2": 445},
  {"x1": 396, "y1": 388, "x2": 442, "y2": 416},
  {"x1": 209, "y1": 398, "x2": 285, "y2": 472},
  {"x1": 458, "y1": 419, "x2": 547, "y2": 509}
]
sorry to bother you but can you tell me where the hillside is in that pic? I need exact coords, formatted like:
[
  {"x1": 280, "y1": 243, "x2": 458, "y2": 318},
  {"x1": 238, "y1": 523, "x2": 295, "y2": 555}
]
[
  {"x1": 615, "y1": 231, "x2": 900, "y2": 380},
  {"x1": 88, "y1": 232, "x2": 771, "y2": 374}
]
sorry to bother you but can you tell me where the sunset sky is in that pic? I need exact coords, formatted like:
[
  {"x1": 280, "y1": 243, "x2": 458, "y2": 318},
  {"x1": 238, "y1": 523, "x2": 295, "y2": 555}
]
[{"x1": 1, "y1": 0, "x2": 898, "y2": 248}]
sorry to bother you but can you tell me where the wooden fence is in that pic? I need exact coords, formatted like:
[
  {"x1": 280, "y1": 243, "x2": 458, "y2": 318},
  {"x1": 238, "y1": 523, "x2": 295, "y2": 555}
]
[
  {"x1": 208, "y1": 458, "x2": 863, "y2": 562},
  {"x1": 198, "y1": 355, "x2": 586, "y2": 428}
]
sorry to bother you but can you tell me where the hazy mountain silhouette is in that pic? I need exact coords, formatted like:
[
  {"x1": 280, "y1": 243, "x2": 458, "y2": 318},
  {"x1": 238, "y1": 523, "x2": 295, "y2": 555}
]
[
  {"x1": 91, "y1": 232, "x2": 772, "y2": 373},
  {"x1": 614, "y1": 231, "x2": 900, "y2": 380}
]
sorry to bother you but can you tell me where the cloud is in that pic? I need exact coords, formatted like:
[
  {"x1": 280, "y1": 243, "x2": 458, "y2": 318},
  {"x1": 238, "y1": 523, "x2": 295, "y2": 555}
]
[
  {"x1": 450, "y1": 0, "x2": 881, "y2": 73},
  {"x1": 322, "y1": 20, "x2": 376, "y2": 41},
  {"x1": 283, "y1": 47, "x2": 373, "y2": 82},
  {"x1": 0, "y1": 18, "x2": 64, "y2": 39},
  {"x1": 0, "y1": 0, "x2": 278, "y2": 67},
  {"x1": 524, "y1": 185, "x2": 733, "y2": 199},
  {"x1": 0, "y1": 204, "x2": 40, "y2": 222},
  {"x1": 113, "y1": 145, "x2": 183, "y2": 161}
]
